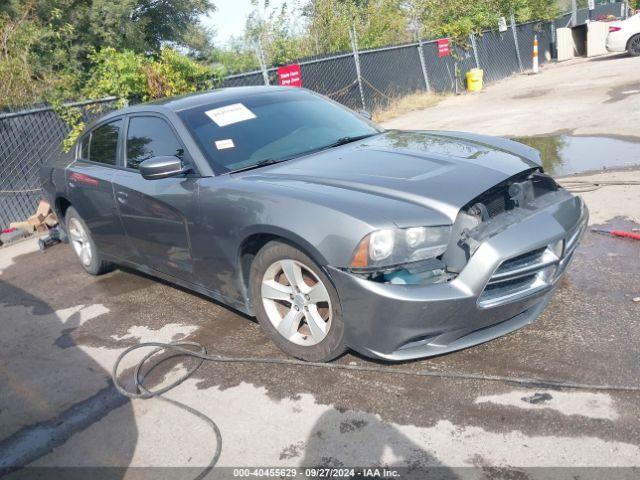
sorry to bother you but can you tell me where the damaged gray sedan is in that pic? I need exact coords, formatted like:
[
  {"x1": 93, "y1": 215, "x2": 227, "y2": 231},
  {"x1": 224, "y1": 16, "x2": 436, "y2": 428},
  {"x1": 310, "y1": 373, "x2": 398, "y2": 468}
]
[{"x1": 41, "y1": 87, "x2": 588, "y2": 362}]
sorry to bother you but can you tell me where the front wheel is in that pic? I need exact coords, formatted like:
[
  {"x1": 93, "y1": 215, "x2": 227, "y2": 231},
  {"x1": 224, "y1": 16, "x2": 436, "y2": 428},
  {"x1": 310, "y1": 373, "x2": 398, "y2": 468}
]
[
  {"x1": 628, "y1": 34, "x2": 640, "y2": 57},
  {"x1": 65, "y1": 206, "x2": 114, "y2": 275},
  {"x1": 249, "y1": 241, "x2": 347, "y2": 362}
]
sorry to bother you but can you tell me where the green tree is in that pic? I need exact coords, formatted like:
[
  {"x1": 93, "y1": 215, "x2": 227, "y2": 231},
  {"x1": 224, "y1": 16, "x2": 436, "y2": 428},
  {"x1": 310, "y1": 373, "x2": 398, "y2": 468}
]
[
  {"x1": 83, "y1": 46, "x2": 218, "y2": 103},
  {"x1": 58, "y1": 45, "x2": 219, "y2": 150},
  {"x1": 407, "y1": 0, "x2": 559, "y2": 40},
  {"x1": 0, "y1": 0, "x2": 216, "y2": 101},
  {"x1": 0, "y1": 3, "x2": 73, "y2": 108},
  {"x1": 302, "y1": 0, "x2": 411, "y2": 53},
  {"x1": 243, "y1": 1, "x2": 312, "y2": 65},
  {"x1": 1, "y1": 0, "x2": 216, "y2": 56},
  {"x1": 209, "y1": 38, "x2": 260, "y2": 74}
]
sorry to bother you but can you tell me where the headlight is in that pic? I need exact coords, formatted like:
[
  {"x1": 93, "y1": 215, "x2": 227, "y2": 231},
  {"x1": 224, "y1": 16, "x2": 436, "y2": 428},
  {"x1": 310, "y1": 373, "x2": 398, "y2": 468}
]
[
  {"x1": 350, "y1": 226, "x2": 451, "y2": 269},
  {"x1": 369, "y1": 229, "x2": 395, "y2": 261}
]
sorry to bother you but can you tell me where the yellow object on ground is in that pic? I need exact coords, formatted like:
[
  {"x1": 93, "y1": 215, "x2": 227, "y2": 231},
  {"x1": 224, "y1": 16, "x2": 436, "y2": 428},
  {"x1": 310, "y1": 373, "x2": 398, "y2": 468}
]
[{"x1": 466, "y1": 68, "x2": 483, "y2": 92}]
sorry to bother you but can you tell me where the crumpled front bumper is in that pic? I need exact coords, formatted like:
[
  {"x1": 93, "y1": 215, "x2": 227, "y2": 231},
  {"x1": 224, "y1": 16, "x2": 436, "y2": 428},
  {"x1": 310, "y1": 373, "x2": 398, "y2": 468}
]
[{"x1": 328, "y1": 192, "x2": 588, "y2": 361}]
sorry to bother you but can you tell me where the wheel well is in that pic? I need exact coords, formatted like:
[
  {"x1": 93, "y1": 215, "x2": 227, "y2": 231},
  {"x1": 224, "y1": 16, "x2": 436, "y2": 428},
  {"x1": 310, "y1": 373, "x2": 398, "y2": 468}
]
[
  {"x1": 55, "y1": 197, "x2": 72, "y2": 223},
  {"x1": 238, "y1": 234, "x2": 280, "y2": 300},
  {"x1": 238, "y1": 233, "x2": 326, "y2": 309}
]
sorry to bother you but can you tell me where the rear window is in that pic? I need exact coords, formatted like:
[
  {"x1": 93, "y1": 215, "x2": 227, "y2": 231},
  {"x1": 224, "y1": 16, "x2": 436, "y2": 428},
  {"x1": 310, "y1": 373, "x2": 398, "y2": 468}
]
[
  {"x1": 178, "y1": 90, "x2": 380, "y2": 173},
  {"x1": 80, "y1": 120, "x2": 122, "y2": 166}
]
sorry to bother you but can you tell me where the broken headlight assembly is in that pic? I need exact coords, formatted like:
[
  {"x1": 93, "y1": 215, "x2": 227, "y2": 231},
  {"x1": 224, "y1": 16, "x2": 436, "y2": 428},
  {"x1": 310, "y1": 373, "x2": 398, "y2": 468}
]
[{"x1": 349, "y1": 226, "x2": 452, "y2": 284}]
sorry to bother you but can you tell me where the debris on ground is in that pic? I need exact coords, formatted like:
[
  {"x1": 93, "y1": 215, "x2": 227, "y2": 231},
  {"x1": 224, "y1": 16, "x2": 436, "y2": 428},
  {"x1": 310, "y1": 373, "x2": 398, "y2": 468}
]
[
  {"x1": 2, "y1": 200, "x2": 59, "y2": 247},
  {"x1": 591, "y1": 228, "x2": 640, "y2": 241},
  {"x1": 38, "y1": 227, "x2": 62, "y2": 251},
  {"x1": 633, "y1": 297, "x2": 640, "y2": 303},
  {"x1": 521, "y1": 392, "x2": 553, "y2": 404}
]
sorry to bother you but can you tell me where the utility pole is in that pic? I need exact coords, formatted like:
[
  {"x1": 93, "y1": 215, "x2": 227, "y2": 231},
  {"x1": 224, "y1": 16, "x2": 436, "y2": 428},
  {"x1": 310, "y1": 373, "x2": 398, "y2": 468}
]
[
  {"x1": 417, "y1": 40, "x2": 431, "y2": 92},
  {"x1": 511, "y1": 13, "x2": 523, "y2": 73},
  {"x1": 414, "y1": 20, "x2": 431, "y2": 92},
  {"x1": 470, "y1": 33, "x2": 480, "y2": 69},
  {"x1": 349, "y1": 25, "x2": 366, "y2": 111},
  {"x1": 254, "y1": 39, "x2": 270, "y2": 86}
]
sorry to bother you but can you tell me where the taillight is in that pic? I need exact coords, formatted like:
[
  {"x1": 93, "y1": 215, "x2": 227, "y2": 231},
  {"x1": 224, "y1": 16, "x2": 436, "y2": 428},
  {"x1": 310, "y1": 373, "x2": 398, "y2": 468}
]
[{"x1": 609, "y1": 26, "x2": 622, "y2": 32}]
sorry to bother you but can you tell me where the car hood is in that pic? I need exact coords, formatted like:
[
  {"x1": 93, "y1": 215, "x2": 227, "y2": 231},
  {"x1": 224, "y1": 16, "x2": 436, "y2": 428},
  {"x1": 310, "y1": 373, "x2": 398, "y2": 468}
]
[{"x1": 243, "y1": 130, "x2": 542, "y2": 222}]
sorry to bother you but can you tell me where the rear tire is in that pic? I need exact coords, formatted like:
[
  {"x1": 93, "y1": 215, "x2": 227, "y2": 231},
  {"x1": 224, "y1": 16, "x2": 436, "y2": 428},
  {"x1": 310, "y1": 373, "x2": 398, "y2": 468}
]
[
  {"x1": 65, "y1": 206, "x2": 114, "y2": 276},
  {"x1": 249, "y1": 241, "x2": 347, "y2": 362},
  {"x1": 628, "y1": 34, "x2": 640, "y2": 57}
]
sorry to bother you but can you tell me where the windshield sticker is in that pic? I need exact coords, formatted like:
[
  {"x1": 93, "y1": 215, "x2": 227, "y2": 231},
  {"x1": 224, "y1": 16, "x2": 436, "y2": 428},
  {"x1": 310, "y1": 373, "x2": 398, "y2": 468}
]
[
  {"x1": 205, "y1": 103, "x2": 256, "y2": 127},
  {"x1": 215, "y1": 139, "x2": 235, "y2": 150}
]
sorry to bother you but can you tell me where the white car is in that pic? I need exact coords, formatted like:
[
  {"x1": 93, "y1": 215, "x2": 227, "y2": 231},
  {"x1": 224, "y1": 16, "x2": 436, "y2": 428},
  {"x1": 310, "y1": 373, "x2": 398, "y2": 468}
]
[{"x1": 606, "y1": 13, "x2": 640, "y2": 56}]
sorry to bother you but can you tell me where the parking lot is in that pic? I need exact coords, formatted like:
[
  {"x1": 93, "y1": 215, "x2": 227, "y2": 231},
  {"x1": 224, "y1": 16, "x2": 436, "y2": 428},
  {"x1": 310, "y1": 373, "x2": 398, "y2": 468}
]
[{"x1": 1, "y1": 54, "x2": 639, "y2": 476}]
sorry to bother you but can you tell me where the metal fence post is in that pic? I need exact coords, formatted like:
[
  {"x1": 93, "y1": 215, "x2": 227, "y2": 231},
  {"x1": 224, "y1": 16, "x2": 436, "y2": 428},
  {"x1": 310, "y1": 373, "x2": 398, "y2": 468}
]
[
  {"x1": 510, "y1": 14, "x2": 524, "y2": 73},
  {"x1": 254, "y1": 39, "x2": 270, "y2": 86},
  {"x1": 571, "y1": 0, "x2": 578, "y2": 26},
  {"x1": 470, "y1": 34, "x2": 480, "y2": 69},
  {"x1": 349, "y1": 26, "x2": 367, "y2": 111},
  {"x1": 417, "y1": 40, "x2": 431, "y2": 92}
]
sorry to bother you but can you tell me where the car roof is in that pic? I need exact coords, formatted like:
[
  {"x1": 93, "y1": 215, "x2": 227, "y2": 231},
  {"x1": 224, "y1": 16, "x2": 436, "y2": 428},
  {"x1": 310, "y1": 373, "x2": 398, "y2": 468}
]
[{"x1": 98, "y1": 86, "x2": 293, "y2": 122}]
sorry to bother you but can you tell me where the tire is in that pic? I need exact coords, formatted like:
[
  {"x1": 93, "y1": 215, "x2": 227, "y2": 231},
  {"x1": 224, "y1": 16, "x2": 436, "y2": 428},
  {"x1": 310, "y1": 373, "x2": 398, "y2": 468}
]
[
  {"x1": 65, "y1": 206, "x2": 114, "y2": 276},
  {"x1": 249, "y1": 241, "x2": 347, "y2": 362},
  {"x1": 628, "y1": 34, "x2": 640, "y2": 57}
]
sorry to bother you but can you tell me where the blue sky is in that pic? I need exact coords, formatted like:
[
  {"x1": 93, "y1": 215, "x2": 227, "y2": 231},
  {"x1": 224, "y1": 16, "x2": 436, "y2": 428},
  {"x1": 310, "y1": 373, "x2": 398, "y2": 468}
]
[{"x1": 202, "y1": 0, "x2": 289, "y2": 46}]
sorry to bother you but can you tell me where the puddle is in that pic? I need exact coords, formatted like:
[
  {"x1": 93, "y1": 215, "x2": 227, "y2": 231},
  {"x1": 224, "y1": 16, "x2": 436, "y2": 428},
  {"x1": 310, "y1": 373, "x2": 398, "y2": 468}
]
[{"x1": 511, "y1": 135, "x2": 640, "y2": 177}]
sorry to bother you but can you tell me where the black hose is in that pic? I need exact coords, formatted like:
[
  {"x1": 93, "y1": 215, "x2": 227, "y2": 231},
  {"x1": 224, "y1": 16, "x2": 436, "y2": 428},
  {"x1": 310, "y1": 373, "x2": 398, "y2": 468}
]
[{"x1": 112, "y1": 341, "x2": 640, "y2": 470}]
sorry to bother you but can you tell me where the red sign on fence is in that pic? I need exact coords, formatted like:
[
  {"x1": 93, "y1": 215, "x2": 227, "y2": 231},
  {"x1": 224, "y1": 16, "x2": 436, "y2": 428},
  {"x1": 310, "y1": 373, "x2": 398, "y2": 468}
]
[
  {"x1": 437, "y1": 38, "x2": 450, "y2": 57},
  {"x1": 277, "y1": 64, "x2": 302, "y2": 87}
]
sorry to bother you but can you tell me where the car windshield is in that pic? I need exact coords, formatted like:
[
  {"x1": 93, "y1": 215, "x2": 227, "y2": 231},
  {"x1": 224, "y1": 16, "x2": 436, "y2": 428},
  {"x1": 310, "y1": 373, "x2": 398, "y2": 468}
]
[{"x1": 178, "y1": 89, "x2": 382, "y2": 173}]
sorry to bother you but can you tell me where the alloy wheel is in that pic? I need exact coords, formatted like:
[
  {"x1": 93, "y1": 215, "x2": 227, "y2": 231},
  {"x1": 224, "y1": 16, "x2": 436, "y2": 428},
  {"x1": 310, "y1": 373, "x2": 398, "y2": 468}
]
[
  {"x1": 630, "y1": 36, "x2": 640, "y2": 56},
  {"x1": 261, "y1": 259, "x2": 332, "y2": 346},
  {"x1": 68, "y1": 217, "x2": 92, "y2": 267}
]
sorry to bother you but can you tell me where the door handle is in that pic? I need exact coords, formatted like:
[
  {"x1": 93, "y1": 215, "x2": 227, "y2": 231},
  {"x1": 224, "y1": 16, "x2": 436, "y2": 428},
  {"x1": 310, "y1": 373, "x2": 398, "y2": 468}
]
[{"x1": 116, "y1": 192, "x2": 128, "y2": 205}]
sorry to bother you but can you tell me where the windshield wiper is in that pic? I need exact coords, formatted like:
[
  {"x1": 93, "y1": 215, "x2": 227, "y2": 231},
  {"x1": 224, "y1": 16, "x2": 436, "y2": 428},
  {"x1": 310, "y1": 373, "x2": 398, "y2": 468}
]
[
  {"x1": 326, "y1": 133, "x2": 378, "y2": 149},
  {"x1": 227, "y1": 158, "x2": 282, "y2": 174}
]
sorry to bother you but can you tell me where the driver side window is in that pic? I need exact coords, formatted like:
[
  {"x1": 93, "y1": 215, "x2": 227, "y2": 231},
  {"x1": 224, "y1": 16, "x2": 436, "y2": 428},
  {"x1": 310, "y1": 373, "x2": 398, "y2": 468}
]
[{"x1": 126, "y1": 116, "x2": 185, "y2": 170}]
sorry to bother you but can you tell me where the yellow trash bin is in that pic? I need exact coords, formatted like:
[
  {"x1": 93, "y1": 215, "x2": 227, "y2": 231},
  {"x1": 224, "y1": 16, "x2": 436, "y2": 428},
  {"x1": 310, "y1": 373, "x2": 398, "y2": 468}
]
[{"x1": 466, "y1": 68, "x2": 483, "y2": 92}]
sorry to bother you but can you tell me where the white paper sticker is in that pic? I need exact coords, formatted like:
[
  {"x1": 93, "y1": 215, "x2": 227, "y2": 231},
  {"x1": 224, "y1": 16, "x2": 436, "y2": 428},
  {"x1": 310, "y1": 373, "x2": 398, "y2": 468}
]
[
  {"x1": 215, "y1": 139, "x2": 235, "y2": 150},
  {"x1": 205, "y1": 103, "x2": 256, "y2": 127}
]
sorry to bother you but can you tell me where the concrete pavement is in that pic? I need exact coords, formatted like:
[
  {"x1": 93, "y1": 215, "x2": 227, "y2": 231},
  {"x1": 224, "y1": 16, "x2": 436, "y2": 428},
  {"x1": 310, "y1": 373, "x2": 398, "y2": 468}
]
[{"x1": 1, "y1": 52, "x2": 640, "y2": 478}]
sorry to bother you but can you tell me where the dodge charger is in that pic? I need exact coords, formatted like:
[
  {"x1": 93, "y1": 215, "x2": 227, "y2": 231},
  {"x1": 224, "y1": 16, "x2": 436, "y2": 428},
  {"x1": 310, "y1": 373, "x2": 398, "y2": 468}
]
[{"x1": 41, "y1": 87, "x2": 588, "y2": 362}]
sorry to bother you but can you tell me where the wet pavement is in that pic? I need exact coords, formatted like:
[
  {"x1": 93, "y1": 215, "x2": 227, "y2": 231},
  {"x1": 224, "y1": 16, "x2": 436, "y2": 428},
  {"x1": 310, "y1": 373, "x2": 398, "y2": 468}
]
[
  {"x1": 512, "y1": 135, "x2": 640, "y2": 176},
  {"x1": 1, "y1": 206, "x2": 639, "y2": 474},
  {"x1": 3, "y1": 53, "x2": 640, "y2": 478}
]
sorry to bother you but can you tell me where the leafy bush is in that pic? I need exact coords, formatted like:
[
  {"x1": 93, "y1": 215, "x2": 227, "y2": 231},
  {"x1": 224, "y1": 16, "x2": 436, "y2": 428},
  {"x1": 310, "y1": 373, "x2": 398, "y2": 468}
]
[
  {"x1": 58, "y1": 46, "x2": 220, "y2": 150},
  {"x1": 145, "y1": 48, "x2": 214, "y2": 99},
  {"x1": 83, "y1": 47, "x2": 219, "y2": 103},
  {"x1": 83, "y1": 48, "x2": 150, "y2": 104},
  {"x1": 0, "y1": 9, "x2": 60, "y2": 109}
]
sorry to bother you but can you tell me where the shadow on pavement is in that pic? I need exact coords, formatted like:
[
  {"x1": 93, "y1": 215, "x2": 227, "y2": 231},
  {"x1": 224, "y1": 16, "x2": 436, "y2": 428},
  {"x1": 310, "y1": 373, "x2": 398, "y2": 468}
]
[
  {"x1": 300, "y1": 410, "x2": 455, "y2": 478},
  {"x1": 0, "y1": 279, "x2": 138, "y2": 477}
]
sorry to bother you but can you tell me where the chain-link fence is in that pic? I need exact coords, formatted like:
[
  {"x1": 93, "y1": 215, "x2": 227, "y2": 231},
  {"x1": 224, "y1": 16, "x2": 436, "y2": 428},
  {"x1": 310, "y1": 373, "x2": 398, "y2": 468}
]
[
  {"x1": 0, "y1": 98, "x2": 117, "y2": 227},
  {"x1": 222, "y1": 2, "x2": 625, "y2": 112},
  {"x1": 0, "y1": 1, "x2": 626, "y2": 227}
]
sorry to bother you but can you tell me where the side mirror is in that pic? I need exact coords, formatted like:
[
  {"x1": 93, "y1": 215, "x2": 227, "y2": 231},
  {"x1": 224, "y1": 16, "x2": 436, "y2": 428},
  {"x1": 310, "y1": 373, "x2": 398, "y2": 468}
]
[
  {"x1": 139, "y1": 156, "x2": 187, "y2": 180},
  {"x1": 359, "y1": 110, "x2": 372, "y2": 120}
]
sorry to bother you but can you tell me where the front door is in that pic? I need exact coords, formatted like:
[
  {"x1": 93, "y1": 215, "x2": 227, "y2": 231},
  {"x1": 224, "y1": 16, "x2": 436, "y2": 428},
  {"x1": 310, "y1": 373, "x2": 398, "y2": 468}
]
[{"x1": 112, "y1": 114, "x2": 199, "y2": 281}]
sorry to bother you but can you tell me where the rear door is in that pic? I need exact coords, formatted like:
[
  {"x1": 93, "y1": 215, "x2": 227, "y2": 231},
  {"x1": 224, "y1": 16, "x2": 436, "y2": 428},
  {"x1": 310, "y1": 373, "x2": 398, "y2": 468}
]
[
  {"x1": 112, "y1": 113, "x2": 199, "y2": 280},
  {"x1": 67, "y1": 118, "x2": 128, "y2": 259}
]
